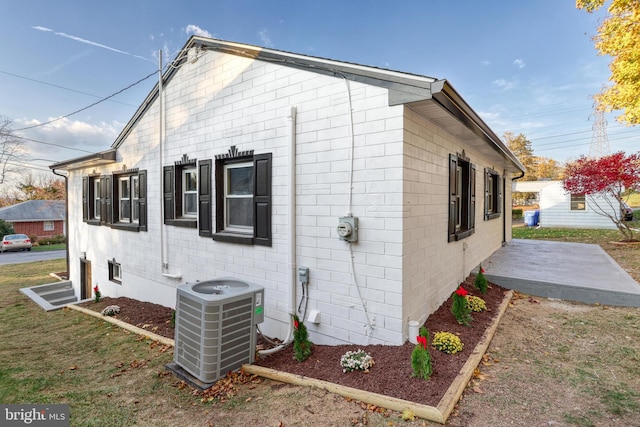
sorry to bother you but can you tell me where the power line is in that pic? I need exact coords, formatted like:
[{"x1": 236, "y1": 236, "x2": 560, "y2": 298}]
[
  {"x1": 0, "y1": 69, "x2": 137, "y2": 107},
  {"x1": 12, "y1": 134, "x2": 95, "y2": 154},
  {"x1": 14, "y1": 70, "x2": 157, "y2": 131}
]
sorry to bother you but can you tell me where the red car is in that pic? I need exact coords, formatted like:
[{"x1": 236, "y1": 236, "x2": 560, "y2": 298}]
[{"x1": 0, "y1": 234, "x2": 32, "y2": 253}]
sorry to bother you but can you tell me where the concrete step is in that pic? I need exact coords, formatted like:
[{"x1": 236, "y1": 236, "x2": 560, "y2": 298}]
[{"x1": 47, "y1": 295, "x2": 78, "y2": 306}]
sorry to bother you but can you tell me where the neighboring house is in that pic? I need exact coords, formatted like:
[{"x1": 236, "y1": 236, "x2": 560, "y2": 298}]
[
  {"x1": 0, "y1": 200, "x2": 66, "y2": 238},
  {"x1": 50, "y1": 37, "x2": 525, "y2": 346},
  {"x1": 514, "y1": 180, "x2": 617, "y2": 229}
]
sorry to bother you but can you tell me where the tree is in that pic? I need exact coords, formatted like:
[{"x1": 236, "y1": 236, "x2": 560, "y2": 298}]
[
  {"x1": 0, "y1": 116, "x2": 26, "y2": 185},
  {"x1": 17, "y1": 173, "x2": 66, "y2": 200},
  {"x1": 534, "y1": 156, "x2": 562, "y2": 180},
  {"x1": 563, "y1": 152, "x2": 640, "y2": 241},
  {"x1": 504, "y1": 132, "x2": 536, "y2": 179},
  {"x1": 577, "y1": 0, "x2": 640, "y2": 124},
  {"x1": 0, "y1": 218, "x2": 15, "y2": 239}
]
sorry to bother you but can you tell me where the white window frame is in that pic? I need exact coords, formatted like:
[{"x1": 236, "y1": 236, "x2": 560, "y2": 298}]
[
  {"x1": 119, "y1": 176, "x2": 131, "y2": 222},
  {"x1": 93, "y1": 178, "x2": 101, "y2": 220},
  {"x1": 223, "y1": 161, "x2": 253, "y2": 234},
  {"x1": 182, "y1": 167, "x2": 197, "y2": 218},
  {"x1": 43, "y1": 221, "x2": 54, "y2": 231}
]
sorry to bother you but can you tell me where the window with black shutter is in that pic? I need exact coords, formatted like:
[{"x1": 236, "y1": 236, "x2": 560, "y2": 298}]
[
  {"x1": 111, "y1": 169, "x2": 147, "y2": 232},
  {"x1": 163, "y1": 155, "x2": 206, "y2": 229},
  {"x1": 213, "y1": 146, "x2": 271, "y2": 246},
  {"x1": 484, "y1": 168, "x2": 502, "y2": 220},
  {"x1": 448, "y1": 153, "x2": 476, "y2": 242}
]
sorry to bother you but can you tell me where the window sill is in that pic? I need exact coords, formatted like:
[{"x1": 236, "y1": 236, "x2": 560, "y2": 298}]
[
  {"x1": 165, "y1": 219, "x2": 197, "y2": 228},
  {"x1": 109, "y1": 279, "x2": 122, "y2": 285},
  {"x1": 110, "y1": 223, "x2": 140, "y2": 232},
  {"x1": 485, "y1": 213, "x2": 501, "y2": 221},
  {"x1": 213, "y1": 232, "x2": 254, "y2": 245},
  {"x1": 449, "y1": 228, "x2": 475, "y2": 242},
  {"x1": 87, "y1": 219, "x2": 101, "y2": 226}
]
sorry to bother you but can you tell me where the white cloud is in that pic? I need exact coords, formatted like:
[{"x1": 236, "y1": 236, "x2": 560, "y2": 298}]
[
  {"x1": 513, "y1": 59, "x2": 526, "y2": 69},
  {"x1": 185, "y1": 24, "x2": 213, "y2": 38},
  {"x1": 32, "y1": 26, "x2": 53, "y2": 32},
  {"x1": 16, "y1": 117, "x2": 120, "y2": 162},
  {"x1": 493, "y1": 78, "x2": 517, "y2": 90},
  {"x1": 258, "y1": 29, "x2": 274, "y2": 47},
  {"x1": 481, "y1": 60, "x2": 491, "y2": 66}
]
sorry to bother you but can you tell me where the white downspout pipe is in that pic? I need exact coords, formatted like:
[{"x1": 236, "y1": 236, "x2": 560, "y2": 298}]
[{"x1": 259, "y1": 106, "x2": 297, "y2": 355}]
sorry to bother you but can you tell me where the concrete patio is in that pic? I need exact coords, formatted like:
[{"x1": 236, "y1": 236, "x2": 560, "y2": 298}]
[{"x1": 482, "y1": 239, "x2": 640, "y2": 307}]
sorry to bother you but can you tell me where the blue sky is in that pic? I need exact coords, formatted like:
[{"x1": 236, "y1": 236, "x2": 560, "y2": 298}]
[{"x1": 1, "y1": 0, "x2": 638, "y2": 184}]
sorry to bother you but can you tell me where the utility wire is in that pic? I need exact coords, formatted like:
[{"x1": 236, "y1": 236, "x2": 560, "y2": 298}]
[
  {"x1": 0, "y1": 69, "x2": 137, "y2": 107},
  {"x1": 11, "y1": 134, "x2": 94, "y2": 154},
  {"x1": 14, "y1": 70, "x2": 157, "y2": 131}
]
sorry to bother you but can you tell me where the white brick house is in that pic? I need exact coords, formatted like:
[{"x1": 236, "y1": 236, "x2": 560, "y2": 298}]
[{"x1": 51, "y1": 37, "x2": 525, "y2": 346}]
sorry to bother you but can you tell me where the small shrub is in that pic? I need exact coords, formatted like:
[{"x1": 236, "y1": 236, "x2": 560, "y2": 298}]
[
  {"x1": 432, "y1": 331, "x2": 464, "y2": 354},
  {"x1": 293, "y1": 315, "x2": 313, "y2": 362},
  {"x1": 466, "y1": 295, "x2": 487, "y2": 312},
  {"x1": 451, "y1": 286, "x2": 473, "y2": 326},
  {"x1": 340, "y1": 349, "x2": 374, "y2": 373},
  {"x1": 512, "y1": 208, "x2": 523, "y2": 220},
  {"x1": 474, "y1": 265, "x2": 488, "y2": 294},
  {"x1": 411, "y1": 326, "x2": 432, "y2": 380}
]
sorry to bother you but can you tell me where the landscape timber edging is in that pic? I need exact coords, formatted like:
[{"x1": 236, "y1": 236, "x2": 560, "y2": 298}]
[{"x1": 243, "y1": 289, "x2": 514, "y2": 425}]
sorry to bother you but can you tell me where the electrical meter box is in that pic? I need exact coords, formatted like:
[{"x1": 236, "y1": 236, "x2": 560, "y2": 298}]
[{"x1": 337, "y1": 216, "x2": 358, "y2": 242}]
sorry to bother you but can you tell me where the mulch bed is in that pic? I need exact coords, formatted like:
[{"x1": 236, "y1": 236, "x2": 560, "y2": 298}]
[{"x1": 77, "y1": 276, "x2": 508, "y2": 407}]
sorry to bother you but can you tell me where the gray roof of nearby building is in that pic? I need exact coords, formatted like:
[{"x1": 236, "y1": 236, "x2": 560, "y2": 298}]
[{"x1": 0, "y1": 200, "x2": 65, "y2": 222}]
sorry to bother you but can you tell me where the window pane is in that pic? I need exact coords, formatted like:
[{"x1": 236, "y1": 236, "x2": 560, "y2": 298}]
[
  {"x1": 571, "y1": 194, "x2": 585, "y2": 210},
  {"x1": 120, "y1": 179, "x2": 130, "y2": 198},
  {"x1": 185, "y1": 171, "x2": 197, "y2": 192},
  {"x1": 184, "y1": 193, "x2": 197, "y2": 215},
  {"x1": 120, "y1": 200, "x2": 130, "y2": 220},
  {"x1": 228, "y1": 166, "x2": 253, "y2": 195},
  {"x1": 227, "y1": 198, "x2": 253, "y2": 228},
  {"x1": 132, "y1": 176, "x2": 139, "y2": 198}
]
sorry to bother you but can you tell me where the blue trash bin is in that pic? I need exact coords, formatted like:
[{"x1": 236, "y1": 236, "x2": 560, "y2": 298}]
[{"x1": 524, "y1": 210, "x2": 539, "y2": 227}]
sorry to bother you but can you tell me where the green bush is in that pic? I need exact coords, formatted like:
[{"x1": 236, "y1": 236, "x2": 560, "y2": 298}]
[
  {"x1": 36, "y1": 234, "x2": 66, "y2": 245},
  {"x1": 512, "y1": 209, "x2": 523, "y2": 220},
  {"x1": 0, "y1": 219, "x2": 15, "y2": 240}
]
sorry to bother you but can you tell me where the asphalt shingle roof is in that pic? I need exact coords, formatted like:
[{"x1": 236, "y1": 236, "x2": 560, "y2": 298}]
[{"x1": 0, "y1": 200, "x2": 65, "y2": 222}]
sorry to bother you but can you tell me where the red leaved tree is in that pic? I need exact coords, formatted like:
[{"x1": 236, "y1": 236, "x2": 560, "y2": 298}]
[{"x1": 563, "y1": 152, "x2": 640, "y2": 241}]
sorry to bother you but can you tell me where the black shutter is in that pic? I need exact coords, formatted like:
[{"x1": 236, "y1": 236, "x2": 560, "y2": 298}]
[
  {"x1": 497, "y1": 175, "x2": 502, "y2": 214},
  {"x1": 101, "y1": 175, "x2": 112, "y2": 225},
  {"x1": 253, "y1": 153, "x2": 272, "y2": 246},
  {"x1": 198, "y1": 160, "x2": 212, "y2": 237},
  {"x1": 82, "y1": 177, "x2": 89, "y2": 222},
  {"x1": 163, "y1": 166, "x2": 175, "y2": 222},
  {"x1": 448, "y1": 154, "x2": 457, "y2": 241},
  {"x1": 484, "y1": 169, "x2": 490, "y2": 219},
  {"x1": 469, "y1": 164, "x2": 476, "y2": 230},
  {"x1": 138, "y1": 170, "x2": 147, "y2": 231}
]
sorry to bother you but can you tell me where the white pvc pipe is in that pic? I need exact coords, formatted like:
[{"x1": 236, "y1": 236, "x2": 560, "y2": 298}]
[{"x1": 259, "y1": 106, "x2": 297, "y2": 355}]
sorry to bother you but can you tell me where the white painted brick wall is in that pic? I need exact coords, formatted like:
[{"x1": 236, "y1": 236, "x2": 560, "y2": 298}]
[{"x1": 65, "y1": 48, "x2": 517, "y2": 347}]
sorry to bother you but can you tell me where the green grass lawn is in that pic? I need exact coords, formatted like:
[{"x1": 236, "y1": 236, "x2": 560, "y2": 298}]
[
  {"x1": 0, "y1": 259, "x2": 208, "y2": 426},
  {"x1": 32, "y1": 243, "x2": 66, "y2": 252}
]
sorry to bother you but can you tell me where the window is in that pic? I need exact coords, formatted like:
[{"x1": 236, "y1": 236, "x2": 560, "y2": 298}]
[
  {"x1": 93, "y1": 178, "x2": 101, "y2": 220},
  {"x1": 224, "y1": 162, "x2": 253, "y2": 232},
  {"x1": 484, "y1": 168, "x2": 502, "y2": 220},
  {"x1": 182, "y1": 167, "x2": 197, "y2": 217},
  {"x1": 214, "y1": 146, "x2": 271, "y2": 246},
  {"x1": 108, "y1": 259, "x2": 121, "y2": 284},
  {"x1": 43, "y1": 221, "x2": 54, "y2": 231},
  {"x1": 448, "y1": 153, "x2": 476, "y2": 242},
  {"x1": 83, "y1": 170, "x2": 147, "y2": 232},
  {"x1": 83, "y1": 175, "x2": 111, "y2": 225},
  {"x1": 163, "y1": 155, "x2": 211, "y2": 232},
  {"x1": 111, "y1": 170, "x2": 147, "y2": 231},
  {"x1": 571, "y1": 193, "x2": 586, "y2": 210}
]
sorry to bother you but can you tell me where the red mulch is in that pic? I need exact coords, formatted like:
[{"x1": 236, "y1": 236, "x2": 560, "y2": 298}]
[{"x1": 78, "y1": 276, "x2": 508, "y2": 407}]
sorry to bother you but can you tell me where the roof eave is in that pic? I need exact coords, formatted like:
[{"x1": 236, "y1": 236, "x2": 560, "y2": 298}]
[{"x1": 49, "y1": 149, "x2": 117, "y2": 171}]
